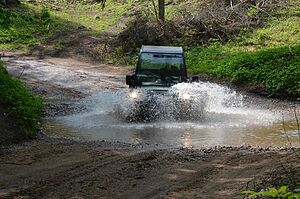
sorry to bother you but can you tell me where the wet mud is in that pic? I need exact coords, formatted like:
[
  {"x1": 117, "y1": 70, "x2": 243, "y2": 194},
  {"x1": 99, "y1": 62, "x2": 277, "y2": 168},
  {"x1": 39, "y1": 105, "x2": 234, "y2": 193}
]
[{"x1": 1, "y1": 137, "x2": 299, "y2": 199}]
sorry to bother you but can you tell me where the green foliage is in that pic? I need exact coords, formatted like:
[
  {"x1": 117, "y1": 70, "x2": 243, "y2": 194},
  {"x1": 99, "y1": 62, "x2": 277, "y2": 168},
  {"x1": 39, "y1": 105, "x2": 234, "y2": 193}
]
[
  {"x1": 187, "y1": 45, "x2": 300, "y2": 97},
  {"x1": 39, "y1": 0, "x2": 135, "y2": 34},
  {"x1": 0, "y1": 6, "x2": 42, "y2": 49},
  {"x1": 0, "y1": 61, "x2": 42, "y2": 137},
  {"x1": 0, "y1": 4, "x2": 73, "y2": 50},
  {"x1": 187, "y1": 45, "x2": 300, "y2": 98},
  {"x1": 243, "y1": 184, "x2": 300, "y2": 199},
  {"x1": 248, "y1": 7, "x2": 258, "y2": 17},
  {"x1": 218, "y1": 45, "x2": 300, "y2": 97},
  {"x1": 0, "y1": 0, "x2": 136, "y2": 50},
  {"x1": 111, "y1": 46, "x2": 138, "y2": 66},
  {"x1": 41, "y1": 8, "x2": 51, "y2": 22},
  {"x1": 186, "y1": 2, "x2": 300, "y2": 98},
  {"x1": 185, "y1": 44, "x2": 225, "y2": 74}
]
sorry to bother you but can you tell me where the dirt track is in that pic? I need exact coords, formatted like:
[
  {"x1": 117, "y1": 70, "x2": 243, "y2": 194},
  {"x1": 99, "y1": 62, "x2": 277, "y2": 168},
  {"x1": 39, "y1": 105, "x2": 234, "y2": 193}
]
[
  {"x1": 1, "y1": 137, "x2": 300, "y2": 199},
  {"x1": 1, "y1": 55, "x2": 300, "y2": 199}
]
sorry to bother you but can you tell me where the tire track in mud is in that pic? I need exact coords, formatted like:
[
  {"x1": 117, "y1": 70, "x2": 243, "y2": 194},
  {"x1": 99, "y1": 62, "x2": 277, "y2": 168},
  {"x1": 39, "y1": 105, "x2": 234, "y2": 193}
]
[
  {"x1": 15, "y1": 151, "x2": 126, "y2": 198},
  {"x1": 1, "y1": 140, "x2": 300, "y2": 199}
]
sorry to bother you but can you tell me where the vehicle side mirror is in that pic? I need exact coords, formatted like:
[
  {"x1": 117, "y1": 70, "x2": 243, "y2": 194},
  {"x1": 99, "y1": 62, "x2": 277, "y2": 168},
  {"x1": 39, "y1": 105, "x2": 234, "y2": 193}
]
[
  {"x1": 126, "y1": 75, "x2": 136, "y2": 87},
  {"x1": 191, "y1": 76, "x2": 199, "y2": 82}
]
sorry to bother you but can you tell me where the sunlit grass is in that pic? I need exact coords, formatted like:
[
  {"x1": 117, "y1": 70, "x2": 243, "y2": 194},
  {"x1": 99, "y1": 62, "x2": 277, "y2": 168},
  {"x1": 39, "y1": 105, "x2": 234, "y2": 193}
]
[
  {"x1": 186, "y1": 2, "x2": 300, "y2": 97},
  {"x1": 0, "y1": 61, "x2": 42, "y2": 136},
  {"x1": 0, "y1": 0, "x2": 135, "y2": 51},
  {"x1": 0, "y1": 4, "x2": 73, "y2": 51},
  {"x1": 48, "y1": 0, "x2": 135, "y2": 34}
]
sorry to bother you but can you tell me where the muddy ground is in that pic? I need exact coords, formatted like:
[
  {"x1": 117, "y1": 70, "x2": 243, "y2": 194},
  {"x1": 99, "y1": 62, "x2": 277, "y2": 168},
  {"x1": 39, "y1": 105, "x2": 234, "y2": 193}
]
[
  {"x1": 0, "y1": 54, "x2": 300, "y2": 199},
  {"x1": 0, "y1": 137, "x2": 299, "y2": 199}
]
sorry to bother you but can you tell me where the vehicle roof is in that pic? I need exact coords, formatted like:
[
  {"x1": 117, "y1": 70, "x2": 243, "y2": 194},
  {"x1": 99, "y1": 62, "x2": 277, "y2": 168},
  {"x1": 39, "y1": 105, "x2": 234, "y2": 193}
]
[{"x1": 141, "y1": 45, "x2": 183, "y2": 54}]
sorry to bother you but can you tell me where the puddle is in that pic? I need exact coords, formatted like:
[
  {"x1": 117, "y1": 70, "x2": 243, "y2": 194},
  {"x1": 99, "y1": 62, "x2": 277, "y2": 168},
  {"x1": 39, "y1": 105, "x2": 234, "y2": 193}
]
[{"x1": 53, "y1": 82, "x2": 300, "y2": 148}]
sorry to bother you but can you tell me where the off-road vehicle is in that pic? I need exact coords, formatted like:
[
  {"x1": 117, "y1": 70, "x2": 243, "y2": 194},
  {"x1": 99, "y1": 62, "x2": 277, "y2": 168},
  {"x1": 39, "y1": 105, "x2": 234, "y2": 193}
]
[{"x1": 125, "y1": 45, "x2": 202, "y2": 121}]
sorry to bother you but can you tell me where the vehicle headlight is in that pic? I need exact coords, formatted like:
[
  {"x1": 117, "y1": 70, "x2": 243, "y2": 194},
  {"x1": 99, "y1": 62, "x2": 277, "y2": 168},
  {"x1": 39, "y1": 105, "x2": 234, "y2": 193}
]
[
  {"x1": 181, "y1": 93, "x2": 191, "y2": 100},
  {"x1": 129, "y1": 90, "x2": 139, "y2": 100}
]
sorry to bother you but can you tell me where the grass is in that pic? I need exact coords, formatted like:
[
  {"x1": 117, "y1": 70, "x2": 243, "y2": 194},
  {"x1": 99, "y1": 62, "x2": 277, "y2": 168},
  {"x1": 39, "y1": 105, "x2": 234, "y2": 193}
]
[
  {"x1": 25, "y1": 0, "x2": 135, "y2": 35},
  {"x1": 0, "y1": 4, "x2": 75, "y2": 51},
  {"x1": 0, "y1": 61, "x2": 42, "y2": 137},
  {"x1": 0, "y1": 0, "x2": 136, "y2": 51},
  {"x1": 185, "y1": 1, "x2": 300, "y2": 98}
]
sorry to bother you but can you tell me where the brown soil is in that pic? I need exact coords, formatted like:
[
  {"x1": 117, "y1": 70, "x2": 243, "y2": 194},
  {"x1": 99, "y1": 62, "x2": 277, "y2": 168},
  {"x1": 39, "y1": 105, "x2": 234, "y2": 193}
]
[
  {"x1": 0, "y1": 139, "x2": 299, "y2": 199},
  {"x1": 0, "y1": 102, "x2": 27, "y2": 146},
  {"x1": 27, "y1": 29, "x2": 115, "y2": 63}
]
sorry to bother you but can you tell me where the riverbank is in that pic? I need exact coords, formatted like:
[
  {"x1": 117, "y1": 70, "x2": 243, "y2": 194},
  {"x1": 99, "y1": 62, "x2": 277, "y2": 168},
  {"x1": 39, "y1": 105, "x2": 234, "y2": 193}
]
[{"x1": 0, "y1": 60, "x2": 42, "y2": 145}]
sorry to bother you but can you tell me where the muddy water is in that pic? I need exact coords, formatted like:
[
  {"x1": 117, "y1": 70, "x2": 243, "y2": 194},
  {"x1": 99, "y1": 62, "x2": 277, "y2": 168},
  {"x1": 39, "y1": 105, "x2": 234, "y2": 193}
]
[
  {"x1": 4, "y1": 57, "x2": 300, "y2": 148},
  {"x1": 54, "y1": 83, "x2": 300, "y2": 148}
]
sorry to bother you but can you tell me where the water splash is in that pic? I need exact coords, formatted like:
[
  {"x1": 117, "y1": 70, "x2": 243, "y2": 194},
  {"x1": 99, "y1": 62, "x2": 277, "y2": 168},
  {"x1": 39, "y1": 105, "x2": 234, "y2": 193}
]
[
  {"x1": 172, "y1": 82, "x2": 279, "y2": 125},
  {"x1": 60, "y1": 81, "x2": 280, "y2": 128}
]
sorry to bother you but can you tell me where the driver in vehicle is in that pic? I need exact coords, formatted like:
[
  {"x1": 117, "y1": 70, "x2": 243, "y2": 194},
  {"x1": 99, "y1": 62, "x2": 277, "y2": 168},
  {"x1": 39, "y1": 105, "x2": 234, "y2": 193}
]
[{"x1": 160, "y1": 58, "x2": 180, "y2": 80}]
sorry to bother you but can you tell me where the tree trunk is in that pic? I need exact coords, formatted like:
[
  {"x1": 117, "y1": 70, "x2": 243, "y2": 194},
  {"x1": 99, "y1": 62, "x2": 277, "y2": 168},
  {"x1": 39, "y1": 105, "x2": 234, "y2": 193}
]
[
  {"x1": 158, "y1": 0, "x2": 165, "y2": 21},
  {"x1": 1, "y1": 0, "x2": 20, "y2": 5}
]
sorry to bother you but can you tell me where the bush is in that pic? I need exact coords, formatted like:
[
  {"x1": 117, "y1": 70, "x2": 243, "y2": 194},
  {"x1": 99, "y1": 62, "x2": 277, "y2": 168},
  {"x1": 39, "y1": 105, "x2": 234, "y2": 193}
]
[
  {"x1": 243, "y1": 184, "x2": 300, "y2": 198},
  {"x1": 177, "y1": 0, "x2": 287, "y2": 44},
  {"x1": 0, "y1": 61, "x2": 42, "y2": 137},
  {"x1": 117, "y1": 16, "x2": 182, "y2": 52},
  {"x1": 117, "y1": 0, "x2": 288, "y2": 51},
  {"x1": 216, "y1": 45, "x2": 300, "y2": 97}
]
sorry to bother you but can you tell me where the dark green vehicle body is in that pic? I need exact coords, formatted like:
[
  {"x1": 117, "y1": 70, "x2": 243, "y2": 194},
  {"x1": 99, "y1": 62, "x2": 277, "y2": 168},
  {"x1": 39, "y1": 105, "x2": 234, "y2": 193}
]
[
  {"x1": 125, "y1": 45, "x2": 200, "y2": 122},
  {"x1": 126, "y1": 45, "x2": 190, "y2": 89}
]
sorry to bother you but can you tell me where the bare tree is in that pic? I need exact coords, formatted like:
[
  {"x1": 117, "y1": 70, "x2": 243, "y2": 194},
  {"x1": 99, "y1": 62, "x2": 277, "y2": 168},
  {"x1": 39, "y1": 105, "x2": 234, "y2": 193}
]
[
  {"x1": 158, "y1": 0, "x2": 165, "y2": 21},
  {"x1": 99, "y1": 0, "x2": 165, "y2": 21}
]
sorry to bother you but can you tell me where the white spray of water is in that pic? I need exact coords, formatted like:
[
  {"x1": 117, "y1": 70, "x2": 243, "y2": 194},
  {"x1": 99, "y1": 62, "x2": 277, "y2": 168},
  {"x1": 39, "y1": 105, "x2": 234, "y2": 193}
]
[
  {"x1": 171, "y1": 82, "x2": 279, "y2": 125},
  {"x1": 59, "y1": 82, "x2": 280, "y2": 129}
]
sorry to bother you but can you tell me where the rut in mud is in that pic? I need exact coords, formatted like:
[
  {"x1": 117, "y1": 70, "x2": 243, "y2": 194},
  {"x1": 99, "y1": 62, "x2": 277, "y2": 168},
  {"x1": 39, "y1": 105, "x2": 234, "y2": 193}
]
[{"x1": 1, "y1": 139, "x2": 300, "y2": 199}]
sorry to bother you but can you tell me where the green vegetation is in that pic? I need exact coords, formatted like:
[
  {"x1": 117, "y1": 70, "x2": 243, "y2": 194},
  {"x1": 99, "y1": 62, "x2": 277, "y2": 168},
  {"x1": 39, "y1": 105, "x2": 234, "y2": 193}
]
[
  {"x1": 0, "y1": 4, "x2": 73, "y2": 50},
  {"x1": 0, "y1": 0, "x2": 136, "y2": 50},
  {"x1": 0, "y1": 61, "x2": 42, "y2": 137},
  {"x1": 186, "y1": 2, "x2": 300, "y2": 97},
  {"x1": 187, "y1": 44, "x2": 300, "y2": 97},
  {"x1": 243, "y1": 184, "x2": 300, "y2": 199},
  {"x1": 47, "y1": 0, "x2": 135, "y2": 34}
]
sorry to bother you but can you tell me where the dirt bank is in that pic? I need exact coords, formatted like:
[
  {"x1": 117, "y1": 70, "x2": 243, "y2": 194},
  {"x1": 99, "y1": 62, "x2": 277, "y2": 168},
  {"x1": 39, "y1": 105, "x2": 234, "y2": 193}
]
[
  {"x1": 0, "y1": 137, "x2": 299, "y2": 199},
  {"x1": 0, "y1": 102, "x2": 26, "y2": 146}
]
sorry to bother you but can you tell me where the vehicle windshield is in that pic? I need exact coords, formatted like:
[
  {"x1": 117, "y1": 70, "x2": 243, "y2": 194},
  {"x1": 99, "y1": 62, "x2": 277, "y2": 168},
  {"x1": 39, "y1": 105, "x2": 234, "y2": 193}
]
[
  {"x1": 136, "y1": 53, "x2": 183, "y2": 87},
  {"x1": 139, "y1": 53, "x2": 183, "y2": 70}
]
